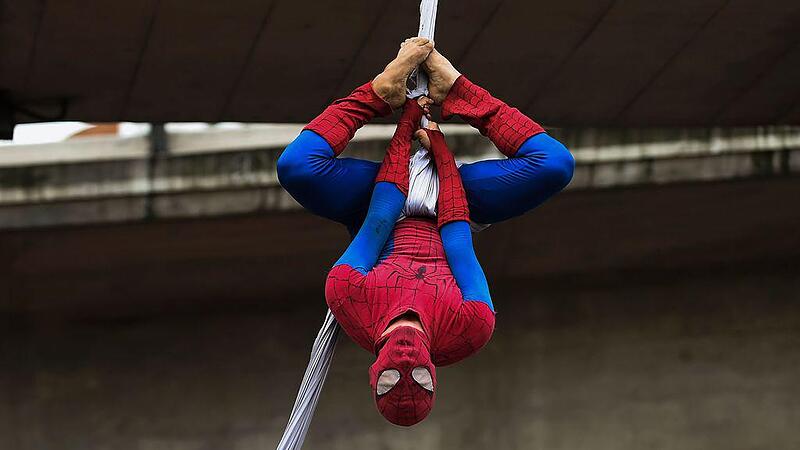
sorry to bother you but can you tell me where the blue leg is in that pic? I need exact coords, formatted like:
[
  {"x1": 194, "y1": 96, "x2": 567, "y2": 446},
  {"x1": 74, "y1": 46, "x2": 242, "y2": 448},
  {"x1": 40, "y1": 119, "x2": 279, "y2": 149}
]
[
  {"x1": 280, "y1": 131, "x2": 575, "y2": 232},
  {"x1": 334, "y1": 182, "x2": 406, "y2": 274},
  {"x1": 440, "y1": 221, "x2": 493, "y2": 311},
  {"x1": 277, "y1": 130, "x2": 379, "y2": 235},
  {"x1": 459, "y1": 133, "x2": 575, "y2": 225}
]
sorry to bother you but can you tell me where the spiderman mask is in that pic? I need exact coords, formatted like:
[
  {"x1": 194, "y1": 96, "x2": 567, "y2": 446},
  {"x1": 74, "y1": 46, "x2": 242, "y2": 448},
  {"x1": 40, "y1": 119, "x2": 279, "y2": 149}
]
[{"x1": 369, "y1": 326, "x2": 436, "y2": 426}]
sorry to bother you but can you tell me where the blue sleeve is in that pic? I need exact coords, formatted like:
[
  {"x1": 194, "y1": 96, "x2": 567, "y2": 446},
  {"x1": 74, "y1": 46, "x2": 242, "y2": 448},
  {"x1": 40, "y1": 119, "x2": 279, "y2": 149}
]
[
  {"x1": 459, "y1": 133, "x2": 575, "y2": 225},
  {"x1": 440, "y1": 221, "x2": 493, "y2": 311},
  {"x1": 277, "y1": 130, "x2": 379, "y2": 234},
  {"x1": 334, "y1": 182, "x2": 405, "y2": 274}
]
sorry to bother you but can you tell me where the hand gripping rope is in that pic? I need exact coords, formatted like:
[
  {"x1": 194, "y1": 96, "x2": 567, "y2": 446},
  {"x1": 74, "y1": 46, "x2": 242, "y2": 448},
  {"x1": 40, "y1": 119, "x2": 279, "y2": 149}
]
[{"x1": 274, "y1": 2, "x2": 439, "y2": 449}]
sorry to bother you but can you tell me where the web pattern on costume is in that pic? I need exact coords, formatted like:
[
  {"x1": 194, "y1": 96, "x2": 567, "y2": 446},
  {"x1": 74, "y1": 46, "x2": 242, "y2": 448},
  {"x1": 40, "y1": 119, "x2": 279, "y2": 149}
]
[
  {"x1": 442, "y1": 76, "x2": 545, "y2": 157},
  {"x1": 375, "y1": 367, "x2": 434, "y2": 426},
  {"x1": 375, "y1": 99, "x2": 423, "y2": 196},
  {"x1": 325, "y1": 218, "x2": 495, "y2": 367},
  {"x1": 425, "y1": 130, "x2": 470, "y2": 228},
  {"x1": 304, "y1": 82, "x2": 391, "y2": 155},
  {"x1": 369, "y1": 327, "x2": 435, "y2": 426}
]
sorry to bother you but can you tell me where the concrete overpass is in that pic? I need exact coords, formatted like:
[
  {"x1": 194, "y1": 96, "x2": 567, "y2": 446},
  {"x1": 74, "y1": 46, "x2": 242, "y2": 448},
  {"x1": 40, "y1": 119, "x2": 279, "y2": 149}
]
[
  {"x1": 1, "y1": 126, "x2": 800, "y2": 449},
  {"x1": 2, "y1": 0, "x2": 800, "y2": 135},
  {"x1": 1, "y1": 124, "x2": 799, "y2": 231}
]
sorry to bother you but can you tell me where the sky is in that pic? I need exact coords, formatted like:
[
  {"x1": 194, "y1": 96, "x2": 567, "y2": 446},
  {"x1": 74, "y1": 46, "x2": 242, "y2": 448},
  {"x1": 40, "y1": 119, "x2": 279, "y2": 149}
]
[
  {"x1": 0, "y1": 122, "x2": 247, "y2": 146},
  {"x1": 1, "y1": 122, "x2": 94, "y2": 145}
]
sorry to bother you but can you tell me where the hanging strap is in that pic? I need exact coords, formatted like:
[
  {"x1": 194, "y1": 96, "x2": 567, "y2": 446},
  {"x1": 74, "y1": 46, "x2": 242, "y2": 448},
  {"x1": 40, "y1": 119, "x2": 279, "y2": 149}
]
[
  {"x1": 275, "y1": 3, "x2": 439, "y2": 449},
  {"x1": 274, "y1": 310, "x2": 339, "y2": 450},
  {"x1": 407, "y1": 0, "x2": 439, "y2": 106},
  {"x1": 402, "y1": 0, "x2": 441, "y2": 220}
]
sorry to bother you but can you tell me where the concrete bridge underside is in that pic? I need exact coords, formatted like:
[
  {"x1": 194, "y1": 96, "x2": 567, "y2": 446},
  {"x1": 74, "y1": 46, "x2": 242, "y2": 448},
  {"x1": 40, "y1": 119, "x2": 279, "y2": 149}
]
[
  {"x1": 2, "y1": 0, "x2": 800, "y2": 129},
  {"x1": 0, "y1": 124, "x2": 799, "y2": 449},
  {"x1": 1, "y1": 174, "x2": 799, "y2": 450}
]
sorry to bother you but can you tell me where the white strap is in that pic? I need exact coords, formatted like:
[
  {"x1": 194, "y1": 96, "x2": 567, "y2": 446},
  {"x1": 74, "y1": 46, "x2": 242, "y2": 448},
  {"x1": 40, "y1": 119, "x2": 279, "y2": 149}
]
[
  {"x1": 276, "y1": 3, "x2": 441, "y2": 449},
  {"x1": 407, "y1": 0, "x2": 438, "y2": 100},
  {"x1": 274, "y1": 310, "x2": 339, "y2": 449},
  {"x1": 401, "y1": 148, "x2": 439, "y2": 219},
  {"x1": 403, "y1": 0, "x2": 440, "y2": 219}
]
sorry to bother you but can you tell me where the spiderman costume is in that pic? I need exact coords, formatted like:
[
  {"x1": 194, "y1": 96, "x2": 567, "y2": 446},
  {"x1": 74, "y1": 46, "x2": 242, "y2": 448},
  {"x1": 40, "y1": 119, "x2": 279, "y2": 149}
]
[
  {"x1": 277, "y1": 76, "x2": 575, "y2": 235},
  {"x1": 325, "y1": 98, "x2": 494, "y2": 425},
  {"x1": 279, "y1": 73, "x2": 574, "y2": 426}
]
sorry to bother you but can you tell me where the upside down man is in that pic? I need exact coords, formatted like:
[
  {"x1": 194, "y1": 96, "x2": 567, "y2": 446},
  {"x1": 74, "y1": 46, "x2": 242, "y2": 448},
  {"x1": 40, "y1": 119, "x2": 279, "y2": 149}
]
[{"x1": 277, "y1": 38, "x2": 575, "y2": 426}]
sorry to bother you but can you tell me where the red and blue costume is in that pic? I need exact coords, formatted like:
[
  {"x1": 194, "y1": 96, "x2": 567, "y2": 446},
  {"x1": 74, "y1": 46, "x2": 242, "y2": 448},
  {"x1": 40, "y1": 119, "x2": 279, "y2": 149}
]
[
  {"x1": 279, "y1": 76, "x2": 574, "y2": 426},
  {"x1": 277, "y1": 76, "x2": 575, "y2": 235}
]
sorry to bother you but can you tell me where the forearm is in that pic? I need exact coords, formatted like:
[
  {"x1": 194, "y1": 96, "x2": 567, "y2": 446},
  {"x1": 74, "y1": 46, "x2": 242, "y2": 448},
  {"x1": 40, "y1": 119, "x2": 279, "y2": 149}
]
[
  {"x1": 334, "y1": 99, "x2": 422, "y2": 272},
  {"x1": 425, "y1": 127, "x2": 493, "y2": 308}
]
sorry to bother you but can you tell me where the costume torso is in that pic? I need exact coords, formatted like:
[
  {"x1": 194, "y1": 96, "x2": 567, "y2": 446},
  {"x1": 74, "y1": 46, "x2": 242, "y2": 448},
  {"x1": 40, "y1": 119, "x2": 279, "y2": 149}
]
[{"x1": 325, "y1": 217, "x2": 495, "y2": 366}]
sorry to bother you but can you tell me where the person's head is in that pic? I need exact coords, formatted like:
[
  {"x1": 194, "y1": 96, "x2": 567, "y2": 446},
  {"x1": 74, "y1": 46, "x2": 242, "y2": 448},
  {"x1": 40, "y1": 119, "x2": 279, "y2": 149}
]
[{"x1": 369, "y1": 326, "x2": 436, "y2": 426}]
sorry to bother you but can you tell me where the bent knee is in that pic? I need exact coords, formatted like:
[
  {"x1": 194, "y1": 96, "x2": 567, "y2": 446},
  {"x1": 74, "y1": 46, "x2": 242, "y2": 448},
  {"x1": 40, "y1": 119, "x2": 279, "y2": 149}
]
[
  {"x1": 277, "y1": 142, "x2": 309, "y2": 189},
  {"x1": 277, "y1": 131, "x2": 331, "y2": 190},
  {"x1": 523, "y1": 134, "x2": 575, "y2": 191},
  {"x1": 543, "y1": 138, "x2": 575, "y2": 191}
]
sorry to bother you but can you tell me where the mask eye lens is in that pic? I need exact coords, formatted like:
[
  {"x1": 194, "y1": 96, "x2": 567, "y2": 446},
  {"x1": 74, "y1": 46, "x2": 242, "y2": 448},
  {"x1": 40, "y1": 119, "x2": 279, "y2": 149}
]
[
  {"x1": 412, "y1": 367, "x2": 434, "y2": 392},
  {"x1": 376, "y1": 369, "x2": 401, "y2": 395}
]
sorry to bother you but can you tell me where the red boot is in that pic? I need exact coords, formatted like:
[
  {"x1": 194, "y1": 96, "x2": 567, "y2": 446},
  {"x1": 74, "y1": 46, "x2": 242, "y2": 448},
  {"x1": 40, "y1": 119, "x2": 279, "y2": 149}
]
[
  {"x1": 442, "y1": 76, "x2": 545, "y2": 157},
  {"x1": 304, "y1": 82, "x2": 392, "y2": 156}
]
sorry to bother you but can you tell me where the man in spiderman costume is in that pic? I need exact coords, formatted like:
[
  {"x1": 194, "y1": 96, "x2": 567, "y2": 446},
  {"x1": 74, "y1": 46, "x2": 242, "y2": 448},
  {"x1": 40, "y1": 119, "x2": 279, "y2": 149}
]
[{"x1": 277, "y1": 38, "x2": 575, "y2": 426}]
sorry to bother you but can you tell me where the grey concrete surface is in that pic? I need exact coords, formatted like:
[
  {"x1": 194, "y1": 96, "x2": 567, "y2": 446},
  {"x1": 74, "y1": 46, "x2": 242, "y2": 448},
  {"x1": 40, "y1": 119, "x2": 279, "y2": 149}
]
[
  {"x1": 2, "y1": 0, "x2": 800, "y2": 126},
  {"x1": 1, "y1": 264, "x2": 799, "y2": 450},
  {"x1": 1, "y1": 126, "x2": 798, "y2": 230},
  {"x1": 1, "y1": 176, "x2": 799, "y2": 318},
  {"x1": 1, "y1": 119, "x2": 799, "y2": 449},
  {"x1": 0, "y1": 176, "x2": 799, "y2": 449}
]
